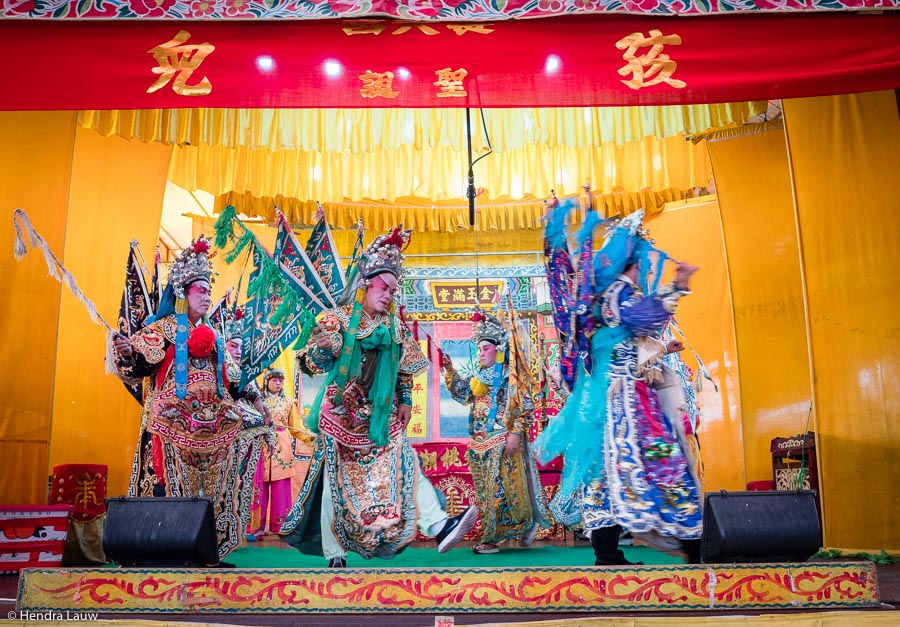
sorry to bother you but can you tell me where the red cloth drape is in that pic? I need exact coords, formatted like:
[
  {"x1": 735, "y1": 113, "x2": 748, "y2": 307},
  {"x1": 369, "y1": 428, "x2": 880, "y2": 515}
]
[{"x1": 1, "y1": 14, "x2": 897, "y2": 110}]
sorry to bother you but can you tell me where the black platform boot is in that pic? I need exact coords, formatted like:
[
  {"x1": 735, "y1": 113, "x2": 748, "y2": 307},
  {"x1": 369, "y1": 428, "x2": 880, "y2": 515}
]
[
  {"x1": 681, "y1": 539, "x2": 702, "y2": 564},
  {"x1": 591, "y1": 525, "x2": 632, "y2": 566}
]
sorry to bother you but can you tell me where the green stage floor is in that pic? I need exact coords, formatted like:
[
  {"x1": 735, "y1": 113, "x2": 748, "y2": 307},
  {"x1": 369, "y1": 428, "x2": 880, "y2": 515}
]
[{"x1": 227, "y1": 542, "x2": 686, "y2": 569}]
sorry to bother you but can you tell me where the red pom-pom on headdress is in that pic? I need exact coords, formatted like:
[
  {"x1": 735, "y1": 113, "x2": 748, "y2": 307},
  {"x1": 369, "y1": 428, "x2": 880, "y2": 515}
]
[
  {"x1": 193, "y1": 239, "x2": 210, "y2": 254},
  {"x1": 187, "y1": 324, "x2": 216, "y2": 358},
  {"x1": 472, "y1": 310, "x2": 485, "y2": 322},
  {"x1": 234, "y1": 307, "x2": 244, "y2": 321},
  {"x1": 383, "y1": 226, "x2": 406, "y2": 249}
]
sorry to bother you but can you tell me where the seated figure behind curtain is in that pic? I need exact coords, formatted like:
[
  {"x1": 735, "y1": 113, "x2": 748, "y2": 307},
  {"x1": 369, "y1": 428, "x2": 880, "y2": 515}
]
[
  {"x1": 112, "y1": 237, "x2": 272, "y2": 559},
  {"x1": 535, "y1": 209, "x2": 704, "y2": 565},
  {"x1": 280, "y1": 226, "x2": 477, "y2": 568},
  {"x1": 441, "y1": 310, "x2": 552, "y2": 555}
]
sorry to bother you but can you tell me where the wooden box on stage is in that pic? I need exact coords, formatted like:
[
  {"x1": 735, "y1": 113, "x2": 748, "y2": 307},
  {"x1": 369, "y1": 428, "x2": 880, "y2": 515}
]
[
  {"x1": 0, "y1": 504, "x2": 72, "y2": 573},
  {"x1": 771, "y1": 432, "x2": 819, "y2": 493}
]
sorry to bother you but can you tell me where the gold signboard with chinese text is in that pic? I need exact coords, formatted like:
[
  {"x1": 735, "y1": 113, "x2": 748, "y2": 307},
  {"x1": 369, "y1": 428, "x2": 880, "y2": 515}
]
[{"x1": 430, "y1": 280, "x2": 503, "y2": 310}]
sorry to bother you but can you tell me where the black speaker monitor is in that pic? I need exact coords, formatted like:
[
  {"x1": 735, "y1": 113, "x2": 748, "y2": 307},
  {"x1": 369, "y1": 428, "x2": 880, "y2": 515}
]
[
  {"x1": 103, "y1": 497, "x2": 219, "y2": 567},
  {"x1": 701, "y1": 490, "x2": 822, "y2": 563}
]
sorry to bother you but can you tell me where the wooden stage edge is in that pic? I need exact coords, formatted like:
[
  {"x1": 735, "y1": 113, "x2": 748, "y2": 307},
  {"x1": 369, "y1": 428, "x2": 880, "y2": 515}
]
[{"x1": 16, "y1": 562, "x2": 880, "y2": 615}]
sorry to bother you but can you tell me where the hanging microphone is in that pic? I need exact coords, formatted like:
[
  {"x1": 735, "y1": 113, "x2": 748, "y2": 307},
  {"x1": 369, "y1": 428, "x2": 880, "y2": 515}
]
[{"x1": 465, "y1": 107, "x2": 475, "y2": 227}]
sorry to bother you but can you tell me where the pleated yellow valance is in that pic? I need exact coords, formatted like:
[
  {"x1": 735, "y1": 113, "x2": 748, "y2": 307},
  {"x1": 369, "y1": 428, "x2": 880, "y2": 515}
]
[
  {"x1": 79, "y1": 103, "x2": 766, "y2": 154},
  {"x1": 172, "y1": 132, "x2": 712, "y2": 206},
  {"x1": 215, "y1": 188, "x2": 692, "y2": 232}
]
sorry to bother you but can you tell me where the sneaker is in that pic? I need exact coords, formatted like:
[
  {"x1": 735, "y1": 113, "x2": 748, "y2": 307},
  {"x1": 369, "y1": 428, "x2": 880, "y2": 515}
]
[
  {"x1": 328, "y1": 557, "x2": 346, "y2": 568},
  {"x1": 246, "y1": 534, "x2": 259, "y2": 542},
  {"x1": 435, "y1": 507, "x2": 478, "y2": 554}
]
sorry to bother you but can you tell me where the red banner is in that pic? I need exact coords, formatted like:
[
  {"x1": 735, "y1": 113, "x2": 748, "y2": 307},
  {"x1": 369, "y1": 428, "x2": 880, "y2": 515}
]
[{"x1": 1, "y1": 14, "x2": 898, "y2": 110}]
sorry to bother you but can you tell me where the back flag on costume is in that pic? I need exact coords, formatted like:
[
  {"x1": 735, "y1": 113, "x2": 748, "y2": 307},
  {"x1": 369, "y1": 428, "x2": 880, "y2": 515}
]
[
  {"x1": 274, "y1": 210, "x2": 335, "y2": 310},
  {"x1": 345, "y1": 218, "x2": 365, "y2": 282},
  {"x1": 116, "y1": 241, "x2": 154, "y2": 403},
  {"x1": 239, "y1": 245, "x2": 305, "y2": 391},
  {"x1": 305, "y1": 203, "x2": 344, "y2": 301},
  {"x1": 149, "y1": 246, "x2": 162, "y2": 314},
  {"x1": 212, "y1": 204, "x2": 343, "y2": 391},
  {"x1": 543, "y1": 198, "x2": 596, "y2": 391}
]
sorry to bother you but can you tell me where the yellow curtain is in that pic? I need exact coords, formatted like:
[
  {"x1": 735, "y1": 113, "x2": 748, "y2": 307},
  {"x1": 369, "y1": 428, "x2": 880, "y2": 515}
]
[
  {"x1": 646, "y1": 198, "x2": 746, "y2": 492},
  {"x1": 0, "y1": 112, "x2": 77, "y2": 504},
  {"x1": 80, "y1": 103, "x2": 766, "y2": 153},
  {"x1": 706, "y1": 125, "x2": 813, "y2": 486},
  {"x1": 170, "y1": 134, "x2": 713, "y2": 206},
  {"x1": 215, "y1": 188, "x2": 691, "y2": 233},
  {"x1": 48, "y1": 128, "x2": 171, "y2": 499},
  {"x1": 783, "y1": 91, "x2": 900, "y2": 551}
]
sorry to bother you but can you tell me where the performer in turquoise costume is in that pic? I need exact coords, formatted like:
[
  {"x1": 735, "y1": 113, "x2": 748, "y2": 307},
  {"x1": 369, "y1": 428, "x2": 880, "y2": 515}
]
[{"x1": 536, "y1": 203, "x2": 703, "y2": 565}]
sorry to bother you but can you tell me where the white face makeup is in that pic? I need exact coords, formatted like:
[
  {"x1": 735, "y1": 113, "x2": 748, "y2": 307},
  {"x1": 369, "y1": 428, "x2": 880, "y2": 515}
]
[
  {"x1": 364, "y1": 273, "x2": 398, "y2": 314},
  {"x1": 478, "y1": 340, "x2": 498, "y2": 369},
  {"x1": 186, "y1": 280, "x2": 212, "y2": 319}
]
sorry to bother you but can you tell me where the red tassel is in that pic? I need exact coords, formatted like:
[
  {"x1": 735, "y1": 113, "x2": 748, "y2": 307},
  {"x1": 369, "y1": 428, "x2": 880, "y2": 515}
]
[
  {"x1": 151, "y1": 434, "x2": 166, "y2": 488},
  {"x1": 413, "y1": 319, "x2": 420, "y2": 341}
]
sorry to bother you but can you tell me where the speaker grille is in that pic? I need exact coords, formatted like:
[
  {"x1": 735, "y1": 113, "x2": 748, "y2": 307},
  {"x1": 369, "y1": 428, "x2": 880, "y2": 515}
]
[
  {"x1": 103, "y1": 497, "x2": 218, "y2": 567},
  {"x1": 702, "y1": 490, "x2": 822, "y2": 563}
]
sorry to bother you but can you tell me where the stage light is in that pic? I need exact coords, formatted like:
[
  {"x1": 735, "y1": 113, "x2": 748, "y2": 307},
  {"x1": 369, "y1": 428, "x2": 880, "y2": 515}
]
[
  {"x1": 544, "y1": 54, "x2": 561, "y2": 74},
  {"x1": 323, "y1": 60, "x2": 342, "y2": 77},
  {"x1": 402, "y1": 120, "x2": 415, "y2": 142},
  {"x1": 255, "y1": 56, "x2": 275, "y2": 72},
  {"x1": 397, "y1": 67, "x2": 411, "y2": 79}
]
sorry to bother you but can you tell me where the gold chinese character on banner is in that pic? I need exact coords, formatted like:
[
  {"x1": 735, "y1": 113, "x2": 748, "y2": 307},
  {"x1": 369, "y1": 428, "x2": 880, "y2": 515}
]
[
  {"x1": 615, "y1": 29, "x2": 686, "y2": 90},
  {"x1": 434, "y1": 67, "x2": 468, "y2": 98},
  {"x1": 440, "y1": 446, "x2": 463, "y2": 469},
  {"x1": 359, "y1": 70, "x2": 400, "y2": 99},
  {"x1": 342, "y1": 20, "x2": 387, "y2": 36},
  {"x1": 392, "y1": 23, "x2": 440, "y2": 36},
  {"x1": 419, "y1": 449, "x2": 438, "y2": 472},
  {"x1": 147, "y1": 30, "x2": 215, "y2": 96},
  {"x1": 74, "y1": 475, "x2": 100, "y2": 508},
  {"x1": 446, "y1": 24, "x2": 495, "y2": 36}
]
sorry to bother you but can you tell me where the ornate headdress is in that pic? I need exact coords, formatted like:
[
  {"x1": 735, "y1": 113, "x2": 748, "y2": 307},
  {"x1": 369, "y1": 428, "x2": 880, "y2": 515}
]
[
  {"x1": 168, "y1": 235, "x2": 216, "y2": 301},
  {"x1": 357, "y1": 225, "x2": 412, "y2": 289},
  {"x1": 471, "y1": 309, "x2": 509, "y2": 354},
  {"x1": 594, "y1": 209, "x2": 662, "y2": 295},
  {"x1": 224, "y1": 306, "x2": 245, "y2": 342}
]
